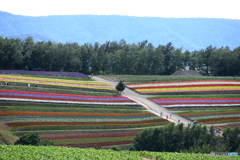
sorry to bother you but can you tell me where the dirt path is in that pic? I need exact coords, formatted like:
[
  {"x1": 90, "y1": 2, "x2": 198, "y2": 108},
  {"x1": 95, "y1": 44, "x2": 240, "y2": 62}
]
[{"x1": 93, "y1": 76, "x2": 193, "y2": 126}]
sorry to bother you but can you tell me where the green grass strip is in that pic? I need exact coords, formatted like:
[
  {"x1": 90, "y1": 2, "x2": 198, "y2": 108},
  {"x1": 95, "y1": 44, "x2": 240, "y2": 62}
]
[
  {"x1": 0, "y1": 102, "x2": 145, "y2": 113},
  {"x1": 101, "y1": 75, "x2": 240, "y2": 83},
  {"x1": 52, "y1": 136, "x2": 134, "y2": 145},
  {"x1": 0, "y1": 86, "x2": 117, "y2": 96}
]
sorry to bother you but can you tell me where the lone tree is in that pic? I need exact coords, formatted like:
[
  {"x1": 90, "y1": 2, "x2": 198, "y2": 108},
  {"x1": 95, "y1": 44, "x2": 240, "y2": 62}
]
[{"x1": 116, "y1": 80, "x2": 125, "y2": 94}]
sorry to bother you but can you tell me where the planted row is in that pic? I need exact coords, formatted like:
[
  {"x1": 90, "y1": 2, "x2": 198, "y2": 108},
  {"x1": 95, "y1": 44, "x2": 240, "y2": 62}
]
[
  {"x1": 0, "y1": 75, "x2": 114, "y2": 91},
  {"x1": 6, "y1": 119, "x2": 168, "y2": 130},
  {"x1": 0, "y1": 90, "x2": 138, "y2": 105},
  {"x1": 127, "y1": 80, "x2": 240, "y2": 94},
  {"x1": 151, "y1": 97, "x2": 240, "y2": 108}
]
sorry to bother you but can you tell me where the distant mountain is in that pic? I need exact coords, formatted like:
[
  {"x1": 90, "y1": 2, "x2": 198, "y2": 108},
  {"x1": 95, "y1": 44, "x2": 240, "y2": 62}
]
[{"x1": 0, "y1": 11, "x2": 240, "y2": 51}]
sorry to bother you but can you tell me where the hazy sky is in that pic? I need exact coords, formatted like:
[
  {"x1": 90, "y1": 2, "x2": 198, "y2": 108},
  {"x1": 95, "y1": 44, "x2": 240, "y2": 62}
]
[{"x1": 0, "y1": 0, "x2": 239, "y2": 19}]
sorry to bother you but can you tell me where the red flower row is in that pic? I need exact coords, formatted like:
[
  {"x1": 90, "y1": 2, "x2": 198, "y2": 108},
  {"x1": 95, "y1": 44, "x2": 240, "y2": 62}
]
[
  {"x1": 40, "y1": 132, "x2": 139, "y2": 140},
  {"x1": 0, "y1": 90, "x2": 121, "y2": 99},
  {"x1": 198, "y1": 117, "x2": 240, "y2": 124}
]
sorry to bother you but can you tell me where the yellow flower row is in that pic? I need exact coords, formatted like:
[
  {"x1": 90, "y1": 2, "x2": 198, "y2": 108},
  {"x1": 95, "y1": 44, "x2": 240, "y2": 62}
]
[
  {"x1": 2, "y1": 79, "x2": 115, "y2": 90},
  {"x1": 137, "y1": 86, "x2": 240, "y2": 92},
  {"x1": 0, "y1": 75, "x2": 114, "y2": 90},
  {"x1": 0, "y1": 75, "x2": 110, "y2": 85}
]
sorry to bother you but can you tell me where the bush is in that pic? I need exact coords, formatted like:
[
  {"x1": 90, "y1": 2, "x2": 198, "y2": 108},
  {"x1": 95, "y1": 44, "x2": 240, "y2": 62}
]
[{"x1": 14, "y1": 132, "x2": 53, "y2": 146}]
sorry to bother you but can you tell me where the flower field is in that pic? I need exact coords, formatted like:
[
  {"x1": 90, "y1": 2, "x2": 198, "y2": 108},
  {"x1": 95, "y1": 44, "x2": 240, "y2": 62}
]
[
  {"x1": 149, "y1": 95, "x2": 240, "y2": 125},
  {"x1": 0, "y1": 75, "x2": 115, "y2": 92},
  {"x1": 0, "y1": 88, "x2": 169, "y2": 147},
  {"x1": 0, "y1": 90, "x2": 137, "y2": 105},
  {"x1": 151, "y1": 97, "x2": 240, "y2": 108},
  {"x1": 0, "y1": 70, "x2": 90, "y2": 78},
  {"x1": 127, "y1": 80, "x2": 240, "y2": 94}
]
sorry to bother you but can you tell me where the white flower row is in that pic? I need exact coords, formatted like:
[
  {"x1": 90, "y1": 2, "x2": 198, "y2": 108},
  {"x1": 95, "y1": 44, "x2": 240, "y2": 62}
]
[
  {"x1": 0, "y1": 98, "x2": 138, "y2": 105},
  {"x1": 127, "y1": 81, "x2": 240, "y2": 88},
  {"x1": 162, "y1": 103, "x2": 240, "y2": 108},
  {"x1": 1, "y1": 116, "x2": 160, "y2": 123}
]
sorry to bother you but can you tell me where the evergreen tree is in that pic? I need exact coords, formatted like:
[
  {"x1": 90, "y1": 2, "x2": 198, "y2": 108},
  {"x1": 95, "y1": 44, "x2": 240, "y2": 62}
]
[{"x1": 115, "y1": 81, "x2": 125, "y2": 93}]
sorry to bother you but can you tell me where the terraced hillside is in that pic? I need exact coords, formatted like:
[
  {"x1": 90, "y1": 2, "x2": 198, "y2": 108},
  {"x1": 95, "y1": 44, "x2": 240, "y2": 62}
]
[
  {"x1": 0, "y1": 73, "x2": 169, "y2": 148},
  {"x1": 101, "y1": 75, "x2": 240, "y2": 128}
]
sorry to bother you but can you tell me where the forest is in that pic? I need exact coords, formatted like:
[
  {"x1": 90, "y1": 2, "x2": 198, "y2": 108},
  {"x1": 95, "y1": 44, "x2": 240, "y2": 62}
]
[{"x1": 0, "y1": 36, "x2": 240, "y2": 76}]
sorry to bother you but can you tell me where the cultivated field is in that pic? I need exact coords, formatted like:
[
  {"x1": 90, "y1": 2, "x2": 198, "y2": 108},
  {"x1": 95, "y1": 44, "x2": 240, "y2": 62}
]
[
  {"x1": 0, "y1": 73, "x2": 169, "y2": 148},
  {"x1": 0, "y1": 145, "x2": 237, "y2": 160}
]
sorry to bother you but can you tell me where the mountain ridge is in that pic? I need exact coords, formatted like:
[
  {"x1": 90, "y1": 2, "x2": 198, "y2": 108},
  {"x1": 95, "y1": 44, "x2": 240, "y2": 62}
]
[{"x1": 0, "y1": 11, "x2": 239, "y2": 51}]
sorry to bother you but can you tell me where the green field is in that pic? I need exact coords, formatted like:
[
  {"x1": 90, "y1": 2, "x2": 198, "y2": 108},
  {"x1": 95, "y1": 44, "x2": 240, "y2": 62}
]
[
  {"x1": 100, "y1": 75, "x2": 240, "y2": 83},
  {"x1": 1, "y1": 145, "x2": 238, "y2": 160}
]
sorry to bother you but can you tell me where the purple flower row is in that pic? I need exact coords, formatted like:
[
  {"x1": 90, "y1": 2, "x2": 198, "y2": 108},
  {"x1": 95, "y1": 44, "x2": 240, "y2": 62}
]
[
  {"x1": 0, "y1": 92, "x2": 130, "y2": 101},
  {"x1": 153, "y1": 100, "x2": 240, "y2": 103},
  {"x1": 0, "y1": 70, "x2": 89, "y2": 78}
]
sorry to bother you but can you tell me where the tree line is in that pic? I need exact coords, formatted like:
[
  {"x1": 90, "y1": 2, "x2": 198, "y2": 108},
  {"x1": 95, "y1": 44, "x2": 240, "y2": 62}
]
[
  {"x1": 1, "y1": 36, "x2": 240, "y2": 76},
  {"x1": 134, "y1": 123, "x2": 240, "y2": 153}
]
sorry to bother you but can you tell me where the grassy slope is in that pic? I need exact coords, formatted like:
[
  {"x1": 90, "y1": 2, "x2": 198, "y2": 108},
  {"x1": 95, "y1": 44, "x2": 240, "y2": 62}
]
[{"x1": 0, "y1": 145, "x2": 237, "y2": 160}]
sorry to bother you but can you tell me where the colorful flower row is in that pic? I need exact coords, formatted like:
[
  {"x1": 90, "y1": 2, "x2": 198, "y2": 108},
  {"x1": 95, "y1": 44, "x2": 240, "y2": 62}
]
[
  {"x1": 6, "y1": 119, "x2": 168, "y2": 129},
  {"x1": 179, "y1": 111, "x2": 240, "y2": 117},
  {"x1": 198, "y1": 117, "x2": 240, "y2": 124},
  {"x1": 1, "y1": 115, "x2": 160, "y2": 123},
  {"x1": 0, "y1": 90, "x2": 138, "y2": 105},
  {"x1": 126, "y1": 80, "x2": 240, "y2": 94},
  {"x1": 151, "y1": 98, "x2": 240, "y2": 107},
  {"x1": 180, "y1": 113, "x2": 240, "y2": 121},
  {"x1": 0, "y1": 75, "x2": 114, "y2": 90},
  {"x1": 40, "y1": 131, "x2": 139, "y2": 140},
  {"x1": 0, "y1": 90, "x2": 131, "y2": 101}
]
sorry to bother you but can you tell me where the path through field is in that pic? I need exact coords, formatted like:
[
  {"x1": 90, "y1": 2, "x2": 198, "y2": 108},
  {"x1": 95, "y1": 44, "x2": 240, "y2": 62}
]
[{"x1": 93, "y1": 76, "x2": 193, "y2": 126}]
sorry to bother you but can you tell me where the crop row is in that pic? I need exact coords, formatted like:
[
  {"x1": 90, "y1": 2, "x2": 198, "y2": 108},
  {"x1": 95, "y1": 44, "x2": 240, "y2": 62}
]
[
  {"x1": 6, "y1": 119, "x2": 168, "y2": 130},
  {"x1": 127, "y1": 80, "x2": 240, "y2": 94},
  {"x1": 179, "y1": 112, "x2": 240, "y2": 121},
  {"x1": 40, "y1": 131, "x2": 139, "y2": 140},
  {"x1": 198, "y1": 117, "x2": 240, "y2": 124},
  {"x1": 0, "y1": 90, "x2": 138, "y2": 105},
  {"x1": 0, "y1": 75, "x2": 114, "y2": 90},
  {"x1": 151, "y1": 97, "x2": 240, "y2": 108},
  {"x1": 0, "y1": 70, "x2": 90, "y2": 78}
]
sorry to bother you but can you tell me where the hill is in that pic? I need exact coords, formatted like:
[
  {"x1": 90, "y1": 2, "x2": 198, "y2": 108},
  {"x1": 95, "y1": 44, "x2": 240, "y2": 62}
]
[{"x1": 1, "y1": 11, "x2": 240, "y2": 51}]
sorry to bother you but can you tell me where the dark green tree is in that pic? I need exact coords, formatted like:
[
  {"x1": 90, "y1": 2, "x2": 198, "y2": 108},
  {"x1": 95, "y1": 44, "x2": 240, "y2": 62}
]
[
  {"x1": 14, "y1": 132, "x2": 40, "y2": 146},
  {"x1": 14, "y1": 132, "x2": 53, "y2": 146},
  {"x1": 116, "y1": 81, "x2": 125, "y2": 93}
]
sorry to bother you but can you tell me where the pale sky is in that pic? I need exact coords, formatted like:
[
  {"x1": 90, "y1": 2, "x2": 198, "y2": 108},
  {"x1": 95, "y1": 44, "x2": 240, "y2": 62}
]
[{"x1": 0, "y1": 0, "x2": 239, "y2": 19}]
